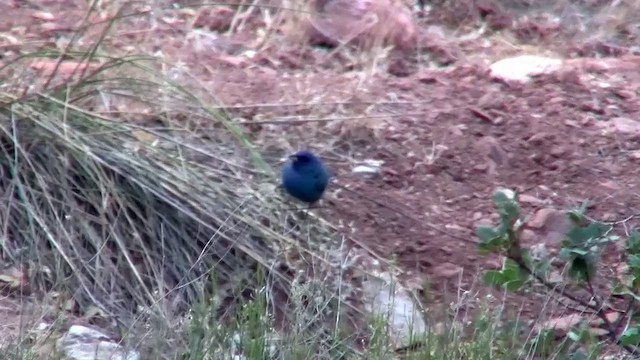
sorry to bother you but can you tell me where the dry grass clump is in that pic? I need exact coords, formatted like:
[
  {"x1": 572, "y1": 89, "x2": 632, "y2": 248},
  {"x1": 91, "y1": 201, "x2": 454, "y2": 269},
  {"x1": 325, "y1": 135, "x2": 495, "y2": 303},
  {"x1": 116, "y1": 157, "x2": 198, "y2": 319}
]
[{"x1": 0, "y1": 48, "x2": 366, "y2": 356}]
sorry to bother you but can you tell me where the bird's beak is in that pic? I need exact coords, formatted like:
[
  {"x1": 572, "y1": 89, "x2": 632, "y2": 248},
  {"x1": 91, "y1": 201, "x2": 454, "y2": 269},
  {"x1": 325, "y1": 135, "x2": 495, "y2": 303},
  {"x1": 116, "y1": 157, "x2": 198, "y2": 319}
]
[
  {"x1": 278, "y1": 154, "x2": 298, "y2": 164},
  {"x1": 279, "y1": 154, "x2": 295, "y2": 164}
]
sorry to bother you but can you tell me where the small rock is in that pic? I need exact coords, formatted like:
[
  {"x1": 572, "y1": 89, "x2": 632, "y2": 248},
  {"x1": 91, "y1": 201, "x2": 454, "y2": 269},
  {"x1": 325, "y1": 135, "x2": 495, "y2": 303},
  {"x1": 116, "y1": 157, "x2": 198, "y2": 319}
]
[
  {"x1": 432, "y1": 262, "x2": 463, "y2": 278},
  {"x1": 527, "y1": 132, "x2": 549, "y2": 145},
  {"x1": 520, "y1": 229, "x2": 537, "y2": 242},
  {"x1": 485, "y1": 258, "x2": 502, "y2": 269},
  {"x1": 489, "y1": 55, "x2": 563, "y2": 83},
  {"x1": 474, "y1": 136, "x2": 509, "y2": 174},
  {"x1": 529, "y1": 243, "x2": 547, "y2": 260},
  {"x1": 527, "y1": 208, "x2": 567, "y2": 230},
  {"x1": 440, "y1": 246, "x2": 453, "y2": 255},
  {"x1": 57, "y1": 325, "x2": 139, "y2": 360},
  {"x1": 550, "y1": 145, "x2": 568, "y2": 158},
  {"x1": 433, "y1": 322, "x2": 446, "y2": 335},
  {"x1": 597, "y1": 117, "x2": 640, "y2": 134},
  {"x1": 31, "y1": 11, "x2": 55, "y2": 21},
  {"x1": 537, "y1": 314, "x2": 583, "y2": 333},
  {"x1": 591, "y1": 311, "x2": 620, "y2": 326},
  {"x1": 192, "y1": 7, "x2": 234, "y2": 32},
  {"x1": 518, "y1": 194, "x2": 544, "y2": 205},
  {"x1": 474, "y1": 217, "x2": 494, "y2": 229},
  {"x1": 612, "y1": 88, "x2": 635, "y2": 99},
  {"x1": 418, "y1": 27, "x2": 460, "y2": 65},
  {"x1": 352, "y1": 159, "x2": 384, "y2": 176},
  {"x1": 473, "y1": 163, "x2": 488, "y2": 172},
  {"x1": 564, "y1": 119, "x2": 581, "y2": 128},
  {"x1": 362, "y1": 272, "x2": 427, "y2": 349},
  {"x1": 526, "y1": 208, "x2": 572, "y2": 246},
  {"x1": 449, "y1": 125, "x2": 465, "y2": 136},
  {"x1": 599, "y1": 180, "x2": 621, "y2": 191},
  {"x1": 548, "y1": 271, "x2": 563, "y2": 283},
  {"x1": 306, "y1": 0, "x2": 417, "y2": 52},
  {"x1": 588, "y1": 327, "x2": 608, "y2": 336},
  {"x1": 30, "y1": 60, "x2": 101, "y2": 81}
]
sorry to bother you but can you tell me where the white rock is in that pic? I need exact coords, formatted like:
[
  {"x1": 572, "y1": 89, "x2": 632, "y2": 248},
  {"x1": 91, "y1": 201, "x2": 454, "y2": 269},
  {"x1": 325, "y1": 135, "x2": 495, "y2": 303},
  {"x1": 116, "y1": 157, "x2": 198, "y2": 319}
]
[
  {"x1": 57, "y1": 325, "x2": 139, "y2": 360},
  {"x1": 597, "y1": 117, "x2": 640, "y2": 135},
  {"x1": 529, "y1": 243, "x2": 547, "y2": 261},
  {"x1": 489, "y1": 55, "x2": 563, "y2": 83},
  {"x1": 362, "y1": 272, "x2": 427, "y2": 348},
  {"x1": 352, "y1": 159, "x2": 384, "y2": 175}
]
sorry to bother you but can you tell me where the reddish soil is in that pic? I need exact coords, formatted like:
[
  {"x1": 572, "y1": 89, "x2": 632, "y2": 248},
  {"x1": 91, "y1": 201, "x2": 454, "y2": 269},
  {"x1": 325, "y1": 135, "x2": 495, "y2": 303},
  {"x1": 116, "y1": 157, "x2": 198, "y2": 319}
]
[
  {"x1": 327, "y1": 65, "x2": 640, "y2": 308},
  {"x1": 3, "y1": 0, "x2": 640, "y2": 352}
]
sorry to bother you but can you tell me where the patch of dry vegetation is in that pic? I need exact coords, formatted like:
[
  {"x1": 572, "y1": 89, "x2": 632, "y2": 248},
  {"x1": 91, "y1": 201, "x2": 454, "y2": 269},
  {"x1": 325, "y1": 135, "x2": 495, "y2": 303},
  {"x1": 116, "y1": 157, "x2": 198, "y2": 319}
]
[
  {"x1": 0, "y1": 9, "x2": 381, "y2": 358},
  {"x1": 0, "y1": 0, "x2": 639, "y2": 358}
]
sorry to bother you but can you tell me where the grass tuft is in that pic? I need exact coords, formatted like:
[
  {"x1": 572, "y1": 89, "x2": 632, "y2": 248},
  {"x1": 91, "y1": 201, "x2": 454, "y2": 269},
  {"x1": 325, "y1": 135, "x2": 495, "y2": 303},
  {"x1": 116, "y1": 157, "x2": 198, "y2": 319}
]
[{"x1": 0, "y1": 18, "x2": 366, "y2": 356}]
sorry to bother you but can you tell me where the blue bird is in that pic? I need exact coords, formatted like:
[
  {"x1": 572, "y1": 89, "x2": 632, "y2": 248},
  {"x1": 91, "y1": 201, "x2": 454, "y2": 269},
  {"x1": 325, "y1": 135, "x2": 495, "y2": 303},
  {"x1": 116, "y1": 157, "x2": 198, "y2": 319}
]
[{"x1": 280, "y1": 150, "x2": 330, "y2": 204}]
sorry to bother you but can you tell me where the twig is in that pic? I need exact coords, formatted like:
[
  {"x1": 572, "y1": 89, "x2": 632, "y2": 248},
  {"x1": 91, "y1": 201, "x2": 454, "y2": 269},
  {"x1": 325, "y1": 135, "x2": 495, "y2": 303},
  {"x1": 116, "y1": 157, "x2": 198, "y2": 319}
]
[{"x1": 615, "y1": 297, "x2": 637, "y2": 335}]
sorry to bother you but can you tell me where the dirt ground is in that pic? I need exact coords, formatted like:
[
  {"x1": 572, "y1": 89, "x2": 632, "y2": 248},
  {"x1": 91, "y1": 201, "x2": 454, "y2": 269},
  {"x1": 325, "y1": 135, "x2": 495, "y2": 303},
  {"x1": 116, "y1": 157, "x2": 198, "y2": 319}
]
[{"x1": 3, "y1": 0, "x2": 640, "y2": 352}]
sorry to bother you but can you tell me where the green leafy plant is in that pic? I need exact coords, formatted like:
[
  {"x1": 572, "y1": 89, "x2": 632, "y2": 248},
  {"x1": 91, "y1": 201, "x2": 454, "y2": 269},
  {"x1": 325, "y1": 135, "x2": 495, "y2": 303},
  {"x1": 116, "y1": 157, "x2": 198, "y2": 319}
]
[{"x1": 477, "y1": 188, "x2": 640, "y2": 356}]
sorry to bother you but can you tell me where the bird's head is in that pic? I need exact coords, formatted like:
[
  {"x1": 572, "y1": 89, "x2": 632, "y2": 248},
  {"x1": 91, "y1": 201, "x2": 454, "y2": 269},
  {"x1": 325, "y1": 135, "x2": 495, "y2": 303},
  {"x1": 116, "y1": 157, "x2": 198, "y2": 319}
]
[
  {"x1": 289, "y1": 150, "x2": 316, "y2": 162},
  {"x1": 288, "y1": 150, "x2": 321, "y2": 170}
]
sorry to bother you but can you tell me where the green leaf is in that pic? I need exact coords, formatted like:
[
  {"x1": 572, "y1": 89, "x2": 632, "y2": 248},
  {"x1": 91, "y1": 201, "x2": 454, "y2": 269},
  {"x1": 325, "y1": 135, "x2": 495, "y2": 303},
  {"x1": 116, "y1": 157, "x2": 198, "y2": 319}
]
[
  {"x1": 558, "y1": 247, "x2": 572, "y2": 259},
  {"x1": 482, "y1": 270, "x2": 505, "y2": 287},
  {"x1": 628, "y1": 255, "x2": 640, "y2": 273},
  {"x1": 630, "y1": 255, "x2": 640, "y2": 266},
  {"x1": 476, "y1": 225, "x2": 500, "y2": 243},
  {"x1": 500, "y1": 202, "x2": 520, "y2": 224},
  {"x1": 567, "y1": 330, "x2": 581, "y2": 342},
  {"x1": 483, "y1": 259, "x2": 529, "y2": 291},
  {"x1": 502, "y1": 259, "x2": 529, "y2": 290},
  {"x1": 567, "y1": 347, "x2": 588, "y2": 360},
  {"x1": 493, "y1": 188, "x2": 515, "y2": 205},
  {"x1": 476, "y1": 225, "x2": 507, "y2": 253},
  {"x1": 503, "y1": 258, "x2": 524, "y2": 272},
  {"x1": 621, "y1": 327, "x2": 640, "y2": 346},
  {"x1": 611, "y1": 280, "x2": 629, "y2": 296},
  {"x1": 568, "y1": 256, "x2": 595, "y2": 283},
  {"x1": 567, "y1": 208, "x2": 586, "y2": 225},
  {"x1": 566, "y1": 222, "x2": 611, "y2": 245},
  {"x1": 492, "y1": 189, "x2": 520, "y2": 225},
  {"x1": 504, "y1": 277, "x2": 527, "y2": 291},
  {"x1": 567, "y1": 248, "x2": 589, "y2": 257},
  {"x1": 627, "y1": 231, "x2": 640, "y2": 254}
]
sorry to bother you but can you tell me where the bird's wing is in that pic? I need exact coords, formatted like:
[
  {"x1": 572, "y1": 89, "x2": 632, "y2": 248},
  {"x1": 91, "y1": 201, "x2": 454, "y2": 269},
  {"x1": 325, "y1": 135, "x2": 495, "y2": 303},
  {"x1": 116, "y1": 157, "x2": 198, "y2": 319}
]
[{"x1": 313, "y1": 172, "x2": 328, "y2": 192}]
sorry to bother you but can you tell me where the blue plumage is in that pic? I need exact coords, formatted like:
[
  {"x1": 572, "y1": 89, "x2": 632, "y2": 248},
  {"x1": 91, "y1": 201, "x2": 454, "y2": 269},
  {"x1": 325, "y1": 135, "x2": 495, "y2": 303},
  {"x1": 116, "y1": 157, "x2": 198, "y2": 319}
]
[{"x1": 280, "y1": 150, "x2": 330, "y2": 204}]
